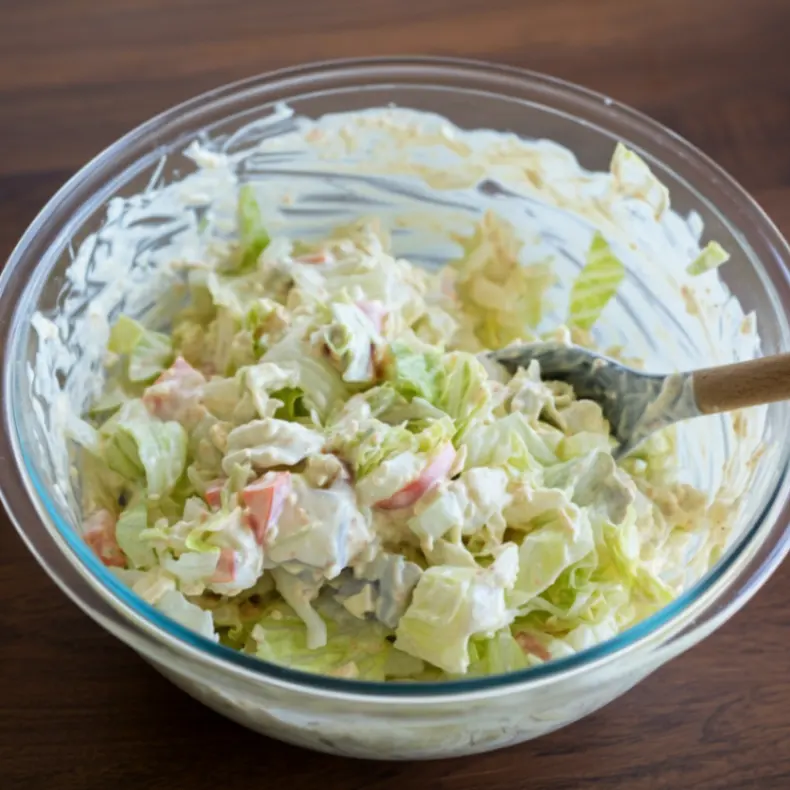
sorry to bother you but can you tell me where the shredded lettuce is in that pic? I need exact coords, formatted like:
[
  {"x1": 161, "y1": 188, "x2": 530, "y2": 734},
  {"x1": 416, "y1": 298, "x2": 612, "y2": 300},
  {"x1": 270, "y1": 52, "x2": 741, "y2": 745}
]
[
  {"x1": 450, "y1": 211, "x2": 554, "y2": 349},
  {"x1": 85, "y1": 204, "x2": 727, "y2": 682}
]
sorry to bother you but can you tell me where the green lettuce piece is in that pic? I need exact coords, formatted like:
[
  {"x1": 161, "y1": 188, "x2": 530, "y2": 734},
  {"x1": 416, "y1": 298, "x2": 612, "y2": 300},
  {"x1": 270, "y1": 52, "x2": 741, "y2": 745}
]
[
  {"x1": 320, "y1": 302, "x2": 381, "y2": 384},
  {"x1": 272, "y1": 387, "x2": 308, "y2": 421},
  {"x1": 464, "y1": 630, "x2": 531, "y2": 677},
  {"x1": 686, "y1": 241, "x2": 730, "y2": 275},
  {"x1": 252, "y1": 599, "x2": 420, "y2": 681},
  {"x1": 243, "y1": 297, "x2": 289, "y2": 356},
  {"x1": 383, "y1": 341, "x2": 444, "y2": 403},
  {"x1": 557, "y1": 431, "x2": 612, "y2": 460},
  {"x1": 437, "y1": 352, "x2": 492, "y2": 437},
  {"x1": 242, "y1": 361, "x2": 299, "y2": 419},
  {"x1": 395, "y1": 547, "x2": 518, "y2": 674},
  {"x1": 206, "y1": 308, "x2": 257, "y2": 376},
  {"x1": 512, "y1": 507, "x2": 671, "y2": 641},
  {"x1": 171, "y1": 319, "x2": 206, "y2": 368},
  {"x1": 330, "y1": 409, "x2": 454, "y2": 480},
  {"x1": 108, "y1": 314, "x2": 173, "y2": 382},
  {"x1": 342, "y1": 421, "x2": 413, "y2": 479},
  {"x1": 88, "y1": 382, "x2": 139, "y2": 417},
  {"x1": 235, "y1": 184, "x2": 270, "y2": 271},
  {"x1": 373, "y1": 388, "x2": 447, "y2": 426},
  {"x1": 599, "y1": 518, "x2": 674, "y2": 607},
  {"x1": 148, "y1": 471, "x2": 197, "y2": 525},
  {"x1": 462, "y1": 412, "x2": 556, "y2": 471},
  {"x1": 264, "y1": 335, "x2": 348, "y2": 422},
  {"x1": 79, "y1": 447, "x2": 128, "y2": 516},
  {"x1": 114, "y1": 499, "x2": 156, "y2": 569},
  {"x1": 175, "y1": 508, "x2": 244, "y2": 560},
  {"x1": 568, "y1": 232, "x2": 626, "y2": 331},
  {"x1": 513, "y1": 553, "x2": 626, "y2": 638},
  {"x1": 513, "y1": 506, "x2": 595, "y2": 600},
  {"x1": 101, "y1": 400, "x2": 188, "y2": 498}
]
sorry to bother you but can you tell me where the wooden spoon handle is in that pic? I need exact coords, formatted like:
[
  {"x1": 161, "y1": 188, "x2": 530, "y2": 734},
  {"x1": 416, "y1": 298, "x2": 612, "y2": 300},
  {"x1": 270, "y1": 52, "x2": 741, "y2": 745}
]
[{"x1": 692, "y1": 353, "x2": 790, "y2": 414}]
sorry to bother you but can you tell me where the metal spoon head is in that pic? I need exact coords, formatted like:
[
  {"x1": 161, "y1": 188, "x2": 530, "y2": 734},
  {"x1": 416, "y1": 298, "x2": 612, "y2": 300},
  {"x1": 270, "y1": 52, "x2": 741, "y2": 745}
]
[{"x1": 488, "y1": 342, "x2": 676, "y2": 458}]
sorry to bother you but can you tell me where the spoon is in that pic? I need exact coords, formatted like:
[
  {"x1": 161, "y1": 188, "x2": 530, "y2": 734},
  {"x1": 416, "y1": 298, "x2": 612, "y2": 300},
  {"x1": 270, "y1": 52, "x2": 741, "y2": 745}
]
[{"x1": 489, "y1": 342, "x2": 790, "y2": 459}]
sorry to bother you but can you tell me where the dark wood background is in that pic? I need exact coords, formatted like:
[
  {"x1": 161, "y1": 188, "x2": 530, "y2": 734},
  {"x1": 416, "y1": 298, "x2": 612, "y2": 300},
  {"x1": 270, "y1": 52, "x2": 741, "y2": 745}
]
[{"x1": 2, "y1": 1, "x2": 790, "y2": 787}]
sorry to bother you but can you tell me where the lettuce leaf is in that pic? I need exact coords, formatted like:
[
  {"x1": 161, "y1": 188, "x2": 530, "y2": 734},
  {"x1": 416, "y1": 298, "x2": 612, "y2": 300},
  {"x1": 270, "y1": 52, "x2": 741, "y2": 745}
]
[
  {"x1": 462, "y1": 412, "x2": 556, "y2": 471},
  {"x1": 101, "y1": 400, "x2": 188, "y2": 498},
  {"x1": 450, "y1": 211, "x2": 554, "y2": 348},
  {"x1": 567, "y1": 232, "x2": 625, "y2": 331},
  {"x1": 610, "y1": 143, "x2": 670, "y2": 219},
  {"x1": 114, "y1": 499, "x2": 156, "y2": 569},
  {"x1": 156, "y1": 589, "x2": 216, "y2": 641},
  {"x1": 437, "y1": 352, "x2": 493, "y2": 437},
  {"x1": 319, "y1": 302, "x2": 382, "y2": 384},
  {"x1": 512, "y1": 506, "x2": 595, "y2": 601},
  {"x1": 108, "y1": 314, "x2": 173, "y2": 382},
  {"x1": 395, "y1": 546, "x2": 518, "y2": 674},
  {"x1": 383, "y1": 341, "x2": 444, "y2": 403},
  {"x1": 235, "y1": 184, "x2": 270, "y2": 271},
  {"x1": 686, "y1": 241, "x2": 730, "y2": 276},
  {"x1": 252, "y1": 598, "x2": 421, "y2": 681}
]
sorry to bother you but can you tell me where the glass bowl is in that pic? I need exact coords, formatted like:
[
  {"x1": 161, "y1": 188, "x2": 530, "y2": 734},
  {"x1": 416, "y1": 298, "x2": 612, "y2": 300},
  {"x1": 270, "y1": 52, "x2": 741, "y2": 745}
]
[{"x1": 2, "y1": 57, "x2": 790, "y2": 760}]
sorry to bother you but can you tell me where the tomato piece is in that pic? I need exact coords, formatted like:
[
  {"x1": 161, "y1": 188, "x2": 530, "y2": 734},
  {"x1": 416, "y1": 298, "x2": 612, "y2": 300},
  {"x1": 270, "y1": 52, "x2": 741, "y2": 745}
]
[
  {"x1": 204, "y1": 481, "x2": 224, "y2": 509},
  {"x1": 515, "y1": 632, "x2": 551, "y2": 662},
  {"x1": 241, "y1": 471, "x2": 292, "y2": 544},
  {"x1": 84, "y1": 509, "x2": 126, "y2": 568},
  {"x1": 375, "y1": 443, "x2": 455, "y2": 510},
  {"x1": 210, "y1": 547, "x2": 236, "y2": 583},
  {"x1": 143, "y1": 356, "x2": 205, "y2": 421},
  {"x1": 356, "y1": 300, "x2": 387, "y2": 333}
]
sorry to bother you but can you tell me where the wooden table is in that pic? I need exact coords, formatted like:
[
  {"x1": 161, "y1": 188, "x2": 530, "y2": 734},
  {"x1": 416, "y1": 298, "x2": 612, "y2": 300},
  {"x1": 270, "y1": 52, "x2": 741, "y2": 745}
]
[{"x1": 2, "y1": 1, "x2": 789, "y2": 787}]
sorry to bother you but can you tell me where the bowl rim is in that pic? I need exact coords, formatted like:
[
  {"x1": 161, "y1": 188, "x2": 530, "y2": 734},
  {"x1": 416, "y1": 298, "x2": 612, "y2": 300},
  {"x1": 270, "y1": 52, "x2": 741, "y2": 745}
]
[{"x1": 3, "y1": 55, "x2": 790, "y2": 702}]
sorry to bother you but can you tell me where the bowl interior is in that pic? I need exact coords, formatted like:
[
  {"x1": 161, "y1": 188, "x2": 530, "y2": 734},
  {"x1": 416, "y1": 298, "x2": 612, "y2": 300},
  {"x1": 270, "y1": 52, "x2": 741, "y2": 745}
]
[{"x1": 5, "y1": 60, "x2": 790, "y2": 693}]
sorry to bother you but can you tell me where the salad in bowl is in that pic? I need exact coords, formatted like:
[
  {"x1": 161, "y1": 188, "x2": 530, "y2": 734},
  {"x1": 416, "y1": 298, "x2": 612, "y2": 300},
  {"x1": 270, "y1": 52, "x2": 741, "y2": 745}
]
[
  {"x1": 10, "y1": 60, "x2": 785, "y2": 758},
  {"x1": 76, "y1": 156, "x2": 737, "y2": 681}
]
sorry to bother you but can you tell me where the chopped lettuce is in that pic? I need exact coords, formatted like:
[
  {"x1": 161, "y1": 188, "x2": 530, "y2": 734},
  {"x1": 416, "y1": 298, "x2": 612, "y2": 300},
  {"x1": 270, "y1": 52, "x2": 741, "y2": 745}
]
[
  {"x1": 395, "y1": 546, "x2": 518, "y2": 674},
  {"x1": 686, "y1": 241, "x2": 730, "y2": 275},
  {"x1": 114, "y1": 499, "x2": 156, "y2": 569},
  {"x1": 383, "y1": 341, "x2": 444, "y2": 403},
  {"x1": 101, "y1": 400, "x2": 188, "y2": 498},
  {"x1": 156, "y1": 589, "x2": 216, "y2": 641},
  {"x1": 568, "y1": 232, "x2": 626, "y2": 331},
  {"x1": 450, "y1": 211, "x2": 555, "y2": 349},
  {"x1": 108, "y1": 314, "x2": 173, "y2": 382},
  {"x1": 86, "y1": 205, "x2": 723, "y2": 682},
  {"x1": 511, "y1": 506, "x2": 595, "y2": 601},
  {"x1": 252, "y1": 598, "x2": 421, "y2": 681},
  {"x1": 235, "y1": 184, "x2": 270, "y2": 271}
]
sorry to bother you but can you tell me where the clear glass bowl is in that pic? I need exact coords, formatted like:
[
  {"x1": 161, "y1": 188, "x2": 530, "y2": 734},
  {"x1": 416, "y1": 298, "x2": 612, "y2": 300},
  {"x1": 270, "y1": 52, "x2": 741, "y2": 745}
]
[{"x1": 3, "y1": 57, "x2": 790, "y2": 760}]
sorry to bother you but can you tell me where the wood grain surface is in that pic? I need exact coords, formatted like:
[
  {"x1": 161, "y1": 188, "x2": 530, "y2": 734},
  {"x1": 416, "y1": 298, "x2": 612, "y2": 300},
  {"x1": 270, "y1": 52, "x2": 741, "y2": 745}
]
[{"x1": 2, "y1": 1, "x2": 790, "y2": 788}]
